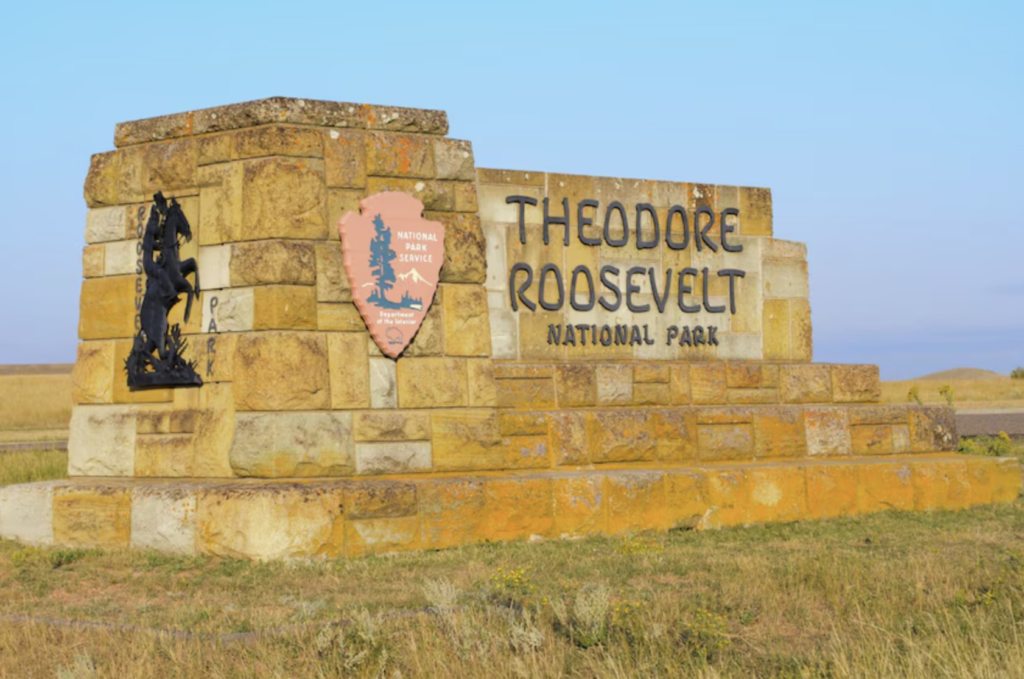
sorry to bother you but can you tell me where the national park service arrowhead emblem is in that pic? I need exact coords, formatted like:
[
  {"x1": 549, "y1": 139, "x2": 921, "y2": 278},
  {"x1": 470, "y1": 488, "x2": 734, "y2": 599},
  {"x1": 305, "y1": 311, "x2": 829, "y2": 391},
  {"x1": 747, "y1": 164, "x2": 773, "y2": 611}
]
[{"x1": 339, "y1": 192, "x2": 445, "y2": 358}]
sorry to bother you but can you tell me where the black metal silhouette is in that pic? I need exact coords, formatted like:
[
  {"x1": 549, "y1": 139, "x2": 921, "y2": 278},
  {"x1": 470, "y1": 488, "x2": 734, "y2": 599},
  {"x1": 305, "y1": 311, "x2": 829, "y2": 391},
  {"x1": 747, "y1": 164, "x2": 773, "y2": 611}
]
[{"x1": 126, "y1": 192, "x2": 203, "y2": 390}]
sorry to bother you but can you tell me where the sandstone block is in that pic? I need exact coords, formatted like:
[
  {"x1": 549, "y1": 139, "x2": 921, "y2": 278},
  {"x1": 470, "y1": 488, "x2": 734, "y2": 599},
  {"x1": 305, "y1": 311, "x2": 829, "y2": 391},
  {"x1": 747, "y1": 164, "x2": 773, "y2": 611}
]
[
  {"x1": 477, "y1": 168, "x2": 546, "y2": 186},
  {"x1": 68, "y1": 405, "x2": 137, "y2": 476},
  {"x1": 989, "y1": 458, "x2": 1023, "y2": 504},
  {"x1": 419, "y1": 477, "x2": 485, "y2": 549},
  {"x1": 908, "y1": 407, "x2": 957, "y2": 452},
  {"x1": 345, "y1": 481, "x2": 418, "y2": 520},
  {"x1": 367, "y1": 178, "x2": 454, "y2": 211},
  {"x1": 780, "y1": 364, "x2": 831, "y2": 403},
  {"x1": 500, "y1": 412, "x2": 550, "y2": 437},
  {"x1": 0, "y1": 481, "x2": 58, "y2": 546},
  {"x1": 404, "y1": 299, "x2": 445, "y2": 356},
  {"x1": 318, "y1": 303, "x2": 365, "y2": 332},
  {"x1": 857, "y1": 463, "x2": 914, "y2": 513},
  {"x1": 83, "y1": 244, "x2": 105, "y2": 278},
  {"x1": 791, "y1": 299, "x2": 813, "y2": 361},
  {"x1": 669, "y1": 364, "x2": 691, "y2": 404},
  {"x1": 53, "y1": 487, "x2": 131, "y2": 548},
  {"x1": 851, "y1": 424, "x2": 894, "y2": 455},
  {"x1": 762, "y1": 258, "x2": 809, "y2": 299},
  {"x1": 433, "y1": 139, "x2": 475, "y2": 180},
  {"x1": 453, "y1": 181, "x2": 478, "y2": 213},
  {"x1": 550, "y1": 412, "x2": 588, "y2": 465},
  {"x1": 84, "y1": 151, "x2": 121, "y2": 206},
  {"x1": 354, "y1": 410, "x2": 431, "y2": 441},
  {"x1": 136, "y1": 434, "x2": 194, "y2": 477},
  {"x1": 596, "y1": 365, "x2": 632, "y2": 405},
  {"x1": 497, "y1": 378, "x2": 556, "y2": 409},
  {"x1": 198, "y1": 134, "x2": 232, "y2": 165},
  {"x1": 606, "y1": 471, "x2": 668, "y2": 534},
  {"x1": 230, "y1": 240, "x2": 316, "y2": 286},
  {"x1": 366, "y1": 132, "x2": 435, "y2": 179},
  {"x1": 431, "y1": 409, "x2": 502, "y2": 471},
  {"x1": 198, "y1": 244, "x2": 231, "y2": 290},
  {"x1": 762, "y1": 298, "x2": 790, "y2": 361},
  {"x1": 142, "y1": 139, "x2": 197, "y2": 195},
  {"x1": 203, "y1": 288, "x2": 254, "y2": 333},
  {"x1": 250, "y1": 285, "x2": 318, "y2": 330},
  {"x1": 477, "y1": 477, "x2": 554, "y2": 542},
  {"x1": 633, "y1": 383, "x2": 671, "y2": 406},
  {"x1": 196, "y1": 484, "x2": 344, "y2": 560},
  {"x1": 588, "y1": 410, "x2": 658, "y2": 463},
  {"x1": 698, "y1": 423, "x2": 755, "y2": 461},
  {"x1": 552, "y1": 474, "x2": 604, "y2": 538},
  {"x1": 555, "y1": 365, "x2": 597, "y2": 407},
  {"x1": 691, "y1": 363, "x2": 728, "y2": 405},
  {"x1": 198, "y1": 162, "x2": 243, "y2": 245},
  {"x1": 727, "y1": 388, "x2": 779, "y2": 405},
  {"x1": 663, "y1": 470, "x2": 707, "y2": 529},
  {"x1": 396, "y1": 358, "x2": 468, "y2": 408},
  {"x1": 315, "y1": 242, "x2": 352, "y2": 302},
  {"x1": 739, "y1": 186, "x2": 772, "y2": 236},
  {"x1": 441, "y1": 285, "x2": 491, "y2": 356},
  {"x1": 233, "y1": 332, "x2": 330, "y2": 411},
  {"x1": 346, "y1": 515, "x2": 422, "y2": 557},
  {"x1": 804, "y1": 407, "x2": 852, "y2": 456},
  {"x1": 831, "y1": 365, "x2": 881, "y2": 403},
  {"x1": 79, "y1": 276, "x2": 137, "y2": 340},
  {"x1": 355, "y1": 441, "x2": 431, "y2": 475},
  {"x1": 652, "y1": 409, "x2": 698, "y2": 461},
  {"x1": 747, "y1": 466, "x2": 808, "y2": 524},
  {"x1": 230, "y1": 411, "x2": 353, "y2": 477},
  {"x1": 369, "y1": 357, "x2": 398, "y2": 408},
  {"x1": 517, "y1": 310, "x2": 566, "y2": 361},
  {"x1": 700, "y1": 469, "x2": 750, "y2": 528},
  {"x1": 912, "y1": 460, "x2": 969, "y2": 511},
  {"x1": 191, "y1": 383, "x2": 236, "y2": 478},
  {"x1": 85, "y1": 206, "x2": 127, "y2": 243},
  {"x1": 327, "y1": 333, "x2": 370, "y2": 409},
  {"x1": 72, "y1": 341, "x2": 115, "y2": 404},
  {"x1": 431, "y1": 213, "x2": 486, "y2": 284},
  {"x1": 242, "y1": 157, "x2": 327, "y2": 240},
  {"x1": 634, "y1": 364, "x2": 670, "y2": 384},
  {"x1": 754, "y1": 408, "x2": 807, "y2": 458},
  {"x1": 233, "y1": 125, "x2": 323, "y2": 160},
  {"x1": 324, "y1": 129, "x2": 367, "y2": 188},
  {"x1": 805, "y1": 464, "x2": 858, "y2": 518},
  {"x1": 468, "y1": 358, "x2": 497, "y2": 407},
  {"x1": 131, "y1": 486, "x2": 198, "y2": 554}
]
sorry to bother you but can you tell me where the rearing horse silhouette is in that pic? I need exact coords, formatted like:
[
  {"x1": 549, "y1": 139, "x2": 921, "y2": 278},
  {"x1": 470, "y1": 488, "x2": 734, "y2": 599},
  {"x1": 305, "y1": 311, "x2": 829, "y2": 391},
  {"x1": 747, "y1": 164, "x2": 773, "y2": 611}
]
[{"x1": 135, "y1": 192, "x2": 200, "y2": 368}]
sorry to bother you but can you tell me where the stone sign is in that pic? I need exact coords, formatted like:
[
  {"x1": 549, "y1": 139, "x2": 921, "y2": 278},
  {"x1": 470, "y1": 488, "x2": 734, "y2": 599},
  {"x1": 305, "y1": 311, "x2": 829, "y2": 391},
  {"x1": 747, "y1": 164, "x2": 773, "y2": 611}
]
[{"x1": 0, "y1": 97, "x2": 1018, "y2": 560}]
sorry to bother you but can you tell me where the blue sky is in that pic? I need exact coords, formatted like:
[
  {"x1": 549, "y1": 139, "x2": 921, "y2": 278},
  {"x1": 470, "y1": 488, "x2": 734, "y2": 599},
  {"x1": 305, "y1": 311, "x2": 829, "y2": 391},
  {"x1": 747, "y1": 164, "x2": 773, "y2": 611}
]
[{"x1": 0, "y1": 0, "x2": 1020, "y2": 379}]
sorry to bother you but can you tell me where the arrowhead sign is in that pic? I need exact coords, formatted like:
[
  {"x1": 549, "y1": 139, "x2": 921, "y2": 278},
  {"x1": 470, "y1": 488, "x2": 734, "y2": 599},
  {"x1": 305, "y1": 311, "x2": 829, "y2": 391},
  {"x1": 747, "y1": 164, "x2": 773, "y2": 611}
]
[{"x1": 339, "y1": 192, "x2": 445, "y2": 358}]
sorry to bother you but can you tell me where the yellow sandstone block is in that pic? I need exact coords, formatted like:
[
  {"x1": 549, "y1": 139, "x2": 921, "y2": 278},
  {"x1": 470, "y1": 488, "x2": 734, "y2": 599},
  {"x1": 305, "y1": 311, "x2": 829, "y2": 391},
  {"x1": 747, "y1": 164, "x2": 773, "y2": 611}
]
[
  {"x1": 82, "y1": 244, "x2": 105, "y2": 278},
  {"x1": 419, "y1": 477, "x2": 485, "y2": 549},
  {"x1": 555, "y1": 365, "x2": 597, "y2": 407},
  {"x1": 318, "y1": 303, "x2": 365, "y2": 332},
  {"x1": 497, "y1": 378, "x2": 556, "y2": 409},
  {"x1": 111, "y1": 339, "x2": 173, "y2": 404},
  {"x1": 328, "y1": 333, "x2": 370, "y2": 409},
  {"x1": 700, "y1": 469, "x2": 749, "y2": 528},
  {"x1": 857, "y1": 463, "x2": 914, "y2": 514},
  {"x1": 552, "y1": 474, "x2": 604, "y2": 538},
  {"x1": 345, "y1": 516, "x2": 421, "y2": 558},
  {"x1": 354, "y1": 411, "x2": 431, "y2": 442},
  {"x1": 431, "y1": 409, "x2": 503, "y2": 471},
  {"x1": 467, "y1": 358, "x2": 498, "y2": 407},
  {"x1": 72, "y1": 341, "x2": 115, "y2": 404},
  {"x1": 52, "y1": 488, "x2": 131, "y2": 549},
  {"x1": 762, "y1": 299, "x2": 791, "y2": 361},
  {"x1": 135, "y1": 434, "x2": 194, "y2": 477},
  {"x1": 441, "y1": 285, "x2": 491, "y2": 356},
  {"x1": 253, "y1": 286, "x2": 317, "y2": 330},
  {"x1": 805, "y1": 464, "x2": 859, "y2": 519},
  {"x1": 396, "y1": 357, "x2": 468, "y2": 408},
  {"x1": 691, "y1": 364, "x2": 727, "y2": 405},
  {"x1": 747, "y1": 465, "x2": 808, "y2": 524},
  {"x1": 605, "y1": 471, "x2": 668, "y2": 534},
  {"x1": 664, "y1": 469, "x2": 708, "y2": 529},
  {"x1": 477, "y1": 477, "x2": 554, "y2": 542},
  {"x1": 79, "y1": 276, "x2": 137, "y2": 340},
  {"x1": 241, "y1": 157, "x2": 327, "y2": 241},
  {"x1": 233, "y1": 332, "x2": 330, "y2": 411}
]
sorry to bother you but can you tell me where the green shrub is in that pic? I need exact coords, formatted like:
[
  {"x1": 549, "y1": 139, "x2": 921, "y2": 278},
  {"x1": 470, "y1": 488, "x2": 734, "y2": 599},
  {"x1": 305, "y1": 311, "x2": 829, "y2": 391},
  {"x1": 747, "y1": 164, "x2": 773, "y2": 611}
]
[
  {"x1": 907, "y1": 386, "x2": 922, "y2": 405},
  {"x1": 1011, "y1": 367, "x2": 1024, "y2": 379},
  {"x1": 939, "y1": 384, "x2": 955, "y2": 406}
]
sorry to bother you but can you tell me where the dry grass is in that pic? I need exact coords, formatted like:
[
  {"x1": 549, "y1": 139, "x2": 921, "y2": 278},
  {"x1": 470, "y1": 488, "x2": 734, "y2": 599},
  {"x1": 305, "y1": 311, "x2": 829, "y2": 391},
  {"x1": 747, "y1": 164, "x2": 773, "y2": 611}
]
[
  {"x1": 0, "y1": 374, "x2": 73, "y2": 432},
  {"x1": 882, "y1": 377, "x2": 1024, "y2": 410},
  {"x1": 0, "y1": 449, "x2": 67, "y2": 486},
  {"x1": 1, "y1": 444, "x2": 1023, "y2": 677}
]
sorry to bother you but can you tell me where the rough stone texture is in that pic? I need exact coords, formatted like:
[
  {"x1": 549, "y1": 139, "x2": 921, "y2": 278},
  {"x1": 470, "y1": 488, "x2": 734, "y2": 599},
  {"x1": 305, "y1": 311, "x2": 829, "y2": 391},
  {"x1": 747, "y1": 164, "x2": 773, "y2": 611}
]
[
  {"x1": 431, "y1": 213, "x2": 486, "y2": 283},
  {"x1": 230, "y1": 240, "x2": 316, "y2": 286},
  {"x1": 804, "y1": 408, "x2": 852, "y2": 456},
  {"x1": 232, "y1": 124, "x2": 324, "y2": 160},
  {"x1": 369, "y1": 357, "x2": 398, "y2": 409},
  {"x1": 433, "y1": 139, "x2": 475, "y2": 180},
  {"x1": 79, "y1": 276, "x2": 137, "y2": 340},
  {"x1": 230, "y1": 412, "x2": 354, "y2": 477},
  {"x1": 315, "y1": 242, "x2": 351, "y2": 301},
  {"x1": 354, "y1": 411, "x2": 431, "y2": 441},
  {"x1": 324, "y1": 129, "x2": 367, "y2": 188},
  {"x1": 467, "y1": 359, "x2": 497, "y2": 407},
  {"x1": 242, "y1": 158, "x2": 327, "y2": 241},
  {"x1": 691, "y1": 364, "x2": 727, "y2": 405},
  {"x1": 596, "y1": 365, "x2": 632, "y2": 405},
  {"x1": 328, "y1": 333, "x2": 371, "y2": 409},
  {"x1": 396, "y1": 358, "x2": 468, "y2": 408},
  {"x1": 355, "y1": 442, "x2": 432, "y2": 475},
  {"x1": 431, "y1": 409, "x2": 502, "y2": 471},
  {"x1": 781, "y1": 364, "x2": 832, "y2": 403},
  {"x1": 135, "y1": 434, "x2": 194, "y2": 477},
  {"x1": 68, "y1": 405, "x2": 137, "y2": 476},
  {"x1": 252, "y1": 285, "x2": 317, "y2": 330},
  {"x1": 762, "y1": 258, "x2": 809, "y2": 299},
  {"x1": 478, "y1": 477, "x2": 554, "y2": 541},
  {"x1": 82, "y1": 244, "x2": 105, "y2": 278},
  {"x1": 318, "y1": 303, "x2": 365, "y2": 332},
  {"x1": 0, "y1": 481, "x2": 58, "y2": 546},
  {"x1": 441, "y1": 285, "x2": 491, "y2": 356},
  {"x1": 52, "y1": 487, "x2": 131, "y2": 548},
  {"x1": 85, "y1": 206, "x2": 127, "y2": 243},
  {"x1": 366, "y1": 132, "x2": 436, "y2": 179},
  {"x1": 72, "y1": 341, "x2": 115, "y2": 404},
  {"x1": 203, "y1": 288, "x2": 254, "y2": 333},
  {"x1": 556, "y1": 365, "x2": 597, "y2": 407},
  {"x1": 131, "y1": 487, "x2": 197, "y2": 553},
  {"x1": 196, "y1": 484, "x2": 344, "y2": 560},
  {"x1": 233, "y1": 332, "x2": 330, "y2": 411},
  {"x1": 497, "y1": 378, "x2": 556, "y2": 410}
]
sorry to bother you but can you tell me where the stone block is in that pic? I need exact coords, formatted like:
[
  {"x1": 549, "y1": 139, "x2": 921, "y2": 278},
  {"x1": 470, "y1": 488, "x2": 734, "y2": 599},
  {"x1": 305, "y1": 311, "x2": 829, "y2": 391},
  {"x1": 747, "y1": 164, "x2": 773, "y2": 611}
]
[
  {"x1": 252, "y1": 285, "x2": 318, "y2": 330},
  {"x1": 501, "y1": 436, "x2": 550, "y2": 469},
  {"x1": 365, "y1": 132, "x2": 435, "y2": 179},
  {"x1": 318, "y1": 303, "x2": 365, "y2": 332},
  {"x1": 72, "y1": 341, "x2": 115, "y2": 404},
  {"x1": 478, "y1": 183, "x2": 544, "y2": 224},
  {"x1": 596, "y1": 365, "x2": 633, "y2": 405},
  {"x1": 727, "y1": 388, "x2": 779, "y2": 405},
  {"x1": 430, "y1": 213, "x2": 486, "y2": 284},
  {"x1": 68, "y1": 405, "x2": 137, "y2": 476},
  {"x1": 747, "y1": 466, "x2": 808, "y2": 524},
  {"x1": 0, "y1": 481, "x2": 58, "y2": 546},
  {"x1": 233, "y1": 124, "x2": 323, "y2": 160},
  {"x1": 369, "y1": 357, "x2": 398, "y2": 408},
  {"x1": 419, "y1": 477, "x2": 485, "y2": 549},
  {"x1": 739, "y1": 186, "x2": 772, "y2": 236},
  {"x1": 196, "y1": 484, "x2": 344, "y2": 560},
  {"x1": 130, "y1": 486, "x2": 198, "y2": 554},
  {"x1": 606, "y1": 471, "x2": 668, "y2": 534},
  {"x1": 477, "y1": 477, "x2": 554, "y2": 542},
  {"x1": 468, "y1": 358, "x2": 497, "y2": 407},
  {"x1": 315, "y1": 242, "x2": 352, "y2": 302},
  {"x1": 754, "y1": 407, "x2": 806, "y2": 458},
  {"x1": 441, "y1": 285, "x2": 491, "y2": 356},
  {"x1": 453, "y1": 181, "x2": 478, "y2": 213},
  {"x1": 664, "y1": 470, "x2": 707, "y2": 529},
  {"x1": 136, "y1": 434, "x2": 194, "y2": 477},
  {"x1": 762, "y1": 298, "x2": 790, "y2": 361},
  {"x1": 552, "y1": 474, "x2": 604, "y2": 538},
  {"x1": 550, "y1": 411, "x2": 588, "y2": 465},
  {"x1": 242, "y1": 157, "x2": 327, "y2": 240},
  {"x1": 198, "y1": 162, "x2": 243, "y2": 245},
  {"x1": 652, "y1": 409, "x2": 698, "y2": 461},
  {"x1": 233, "y1": 331, "x2": 330, "y2": 411},
  {"x1": 327, "y1": 332, "x2": 371, "y2": 409},
  {"x1": 433, "y1": 138, "x2": 475, "y2": 180},
  {"x1": 989, "y1": 458, "x2": 1022, "y2": 504},
  {"x1": 911, "y1": 460, "x2": 967, "y2": 511},
  {"x1": 700, "y1": 469, "x2": 749, "y2": 529},
  {"x1": 53, "y1": 487, "x2": 131, "y2": 548},
  {"x1": 404, "y1": 299, "x2": 445, "y2": 357},
  {"x1": 141, "y1": 139, "x2": 197, "y2": 194},
  {"x1": 857, "y1": 462, "x2": 914, "y2": 513},
  {"x1": 346, "y1": 515, "x2": 421, "y2": 557},
  {"x1": 669, "y1": 364, "x2": 691, "y2": 404},
  {"x1": 355, "y1": 441, "x2": 431, "y2": 475},
  {"x1": 367, "y1": 178, "x2": 454, "y2": 211},
  {"x1": 588, "y1": 410, "x2": 658, "y2": 463},
  {"x1": 851, "y1": 424, "x2": 894, "y2": 455},
  {"x1": 79, "y1": 276, "x2": 136, "y2": 340},
  {"x1": 691, "y1": 363, "x2": 728, "y2": 405},
  {"x1": 804, "y1": 407, "x2": 852, "y2": 456},
  {"x1": 230, "y1": 240, "x2": 316, "y2": 286},
  {"x1": 500, "y1": 412, "x2": 550, "y2": 437},
  {"x1": 633, "y1": 383, "x2": 671, "y2": 405},
  {"x1": 203, "y1": 288, "x2": 254, "y2": 333},
  {"x1": 477, "y1": 168, "x2": 546, "y2": 186},
  {"x1": 517, "y1": 310, "x2": 565, "y2": 361},
  {"x1": 431, "y1": 409, "x2": 502, "y2": 471},
  {"x1": 805, "y1": 464, "x2": 858, "y2": 518},
  {"x1": 848, "y1": 405, "x2": 907, "y2": 425},
  {"x1": 780, "y1": 364, "x2": 832, "y2": 403},
  {"x1": 84, "y1": 151, "x2": 120, "y2": 206},
  {"x1": 497, "y1": 378, "x2": 556, "y2": 409},
  {"x1": 324, "y1": 129, "x2": 367, "y2": 188},
  {"x1": 555, "y1": 365, "x2": 597, "y2": 407},
  {"x1": 726, "y1": 363, "x2": 762, "y2": 389},
  {"x1": 344, "y1": 481, "x2": 417, "y2": 520},
  {"x1": 396, "y1": 358, "x2": 468, "y2": 408},
  {"x1": 831, "y1": 365, "x2": 881, "y2": 403},
  {"x1": 791, "y1": 299, "x2": 813, "y2": 361},
  {"x1": 191, "y1": 383, "x2": 236, "y2": 478},
  {"x1": 698, "y1": 423, "x2": 755, "y2": 461},
  {"x1": 634, "y1": 364, "x2": 670, "y2": 383},
  {"x1": 354, "y1": 410, "x2": 431, "y2": 441},
  {"x1": 198, "y1": 133, "x2": 232, "y2": 165},
  {"x1": 230, "y1": 411, "x2": 354, "y2": 477},
  {"x1": 907, "y1": 407, "x2": 958, "y2": 453},
  {"x1": 198, "y1": 244, "x2": 231, "y2": 290},
  {"x1": 762, "y1": 258, "x2": 809, "y2": 299},
  {"x1": 85, "y1": 206, "x2": 127, "y2": 243},
  {"x1": 82, "y1": 244, "x2": 105, "y2": 277}
]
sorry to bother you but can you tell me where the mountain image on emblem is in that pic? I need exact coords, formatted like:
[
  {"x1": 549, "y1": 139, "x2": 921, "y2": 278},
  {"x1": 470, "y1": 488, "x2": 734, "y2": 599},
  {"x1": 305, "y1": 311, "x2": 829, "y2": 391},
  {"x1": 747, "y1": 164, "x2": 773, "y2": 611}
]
[{"x1": 397, "y1": 268, "x2": 433, "y2": 286}]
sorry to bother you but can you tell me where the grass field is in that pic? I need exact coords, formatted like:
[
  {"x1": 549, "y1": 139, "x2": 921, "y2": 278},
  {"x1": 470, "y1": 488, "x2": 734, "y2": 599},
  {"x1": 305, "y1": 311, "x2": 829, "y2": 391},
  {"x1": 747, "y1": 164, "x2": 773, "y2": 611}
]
[
  {"x1": 0, "y1": 373, "x2": 73, "y2": 433},
  {"x1": 1, "y1": 451, "x2": 1023, "y2": 678},
  {"x1": 881, "y1": 377, "x2": 1024, "y2": 410}
]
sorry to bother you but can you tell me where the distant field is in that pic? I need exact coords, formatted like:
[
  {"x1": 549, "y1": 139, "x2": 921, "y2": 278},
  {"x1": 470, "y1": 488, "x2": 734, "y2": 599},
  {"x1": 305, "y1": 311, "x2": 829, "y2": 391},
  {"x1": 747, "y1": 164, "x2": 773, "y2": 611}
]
[
  {"x1": 0, "y1": 370, "x2": 73, "y2": 432},
  {"x1": 0, "y1": 363, "x2": 73, "y2": 376},
  {"x1": 882, "y1": 376, "x2": 1024, "y2": 409},
  {"x1": 915, "y1": 367, "x2": 1008, "y2": 381}
]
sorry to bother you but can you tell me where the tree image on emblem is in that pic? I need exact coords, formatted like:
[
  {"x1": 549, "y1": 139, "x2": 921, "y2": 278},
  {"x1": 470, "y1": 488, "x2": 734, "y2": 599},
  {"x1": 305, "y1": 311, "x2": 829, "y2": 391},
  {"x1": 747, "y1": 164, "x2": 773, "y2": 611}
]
[{"x1": 366, "y1": 214, "x2": 424, "y2": 310}]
